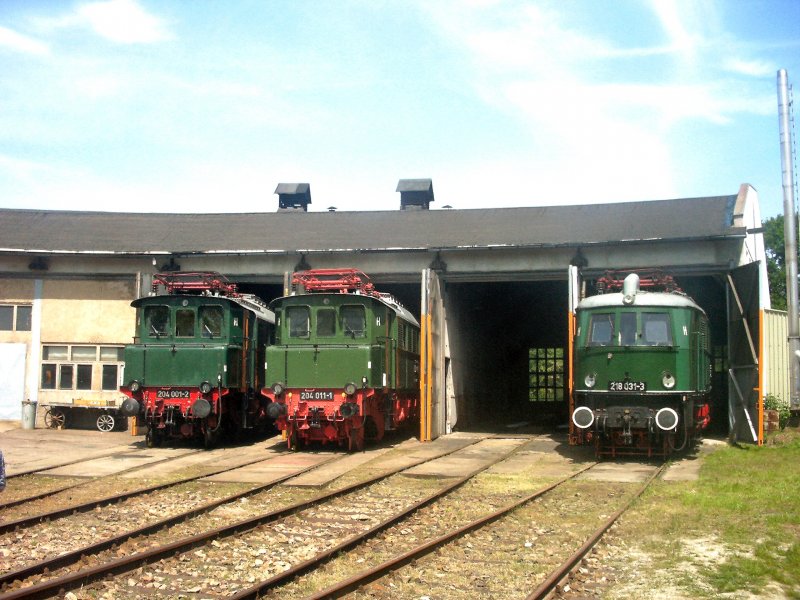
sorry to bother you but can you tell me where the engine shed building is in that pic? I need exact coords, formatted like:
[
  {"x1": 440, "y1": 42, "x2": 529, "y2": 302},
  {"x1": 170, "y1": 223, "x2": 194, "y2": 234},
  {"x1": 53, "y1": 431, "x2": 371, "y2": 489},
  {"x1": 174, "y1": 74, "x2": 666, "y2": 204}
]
[{"x1": 0, "y1": 182, "x2": 775, "y2": 444}]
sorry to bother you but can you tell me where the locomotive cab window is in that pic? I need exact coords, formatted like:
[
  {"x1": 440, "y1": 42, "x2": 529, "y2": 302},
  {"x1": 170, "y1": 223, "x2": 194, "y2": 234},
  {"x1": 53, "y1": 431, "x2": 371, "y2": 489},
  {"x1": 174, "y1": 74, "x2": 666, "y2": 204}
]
[
  {"x1": 145, "y1": 305, "x2": 170, "y2": 338},
  {"x1": 642, "y1": 312, "x2": 672, "y2": 346},
  {"x1": 588, "y1": 313, "x2": 614, "y2": 346},
  {"x1": 341, "y1": 305, "x2": 366, "y2": 338},
  {"x1": 287, "y1": 306, "x2": 310, "y2": 338},
  {"x1": 176, "y1": 309, "x2": 195, "y2": 337},
  {"x1": 620, "y1": 312, "x2": 637, "y2": 346},
  {"x1": 317, "y1": 308, "x2": 336, "y2": 337},
  {"x1": 199, "y1": 306, "x2": 223, "y2": 338}
]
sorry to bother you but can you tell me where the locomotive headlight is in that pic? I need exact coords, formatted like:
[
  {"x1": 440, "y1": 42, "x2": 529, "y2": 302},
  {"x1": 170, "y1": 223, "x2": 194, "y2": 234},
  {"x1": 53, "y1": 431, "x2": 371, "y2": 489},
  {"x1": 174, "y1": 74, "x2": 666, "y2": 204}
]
[
  {"x1": 572, "y1": 406, "x2": 595, "y2": 429},
  {"x1": 661, "y1": 372, "x2": 676, "y2": 389},
  {"x1": 584, "y1": 373, "x2": 597, "y2": 389},
  {"x1": 199, "y1": 381, "x2": 212, "y2": 395},
  {"x1": 655, "y1": 407, "x2": 679, "y2": 431},
  {"x1": 129, "y1": 380, "x2": 141, "y2": 393},
  {"x1": 344, "y1": 382, "x2": 357, "y2": 396},
  {"x1": 271, "y1": 382, "x2": 285, "y2": 396}
]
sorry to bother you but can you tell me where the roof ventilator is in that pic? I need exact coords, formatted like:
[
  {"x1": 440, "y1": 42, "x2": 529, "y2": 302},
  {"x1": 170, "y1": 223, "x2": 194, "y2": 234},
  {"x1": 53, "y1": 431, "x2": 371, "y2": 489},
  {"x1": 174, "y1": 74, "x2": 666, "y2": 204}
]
[
  {"x1": 397, "y1": 178, "x2": 434, "y2": 210},
  {"x1": 275, "y1": 183, "x2": 311, "y2": 212}
]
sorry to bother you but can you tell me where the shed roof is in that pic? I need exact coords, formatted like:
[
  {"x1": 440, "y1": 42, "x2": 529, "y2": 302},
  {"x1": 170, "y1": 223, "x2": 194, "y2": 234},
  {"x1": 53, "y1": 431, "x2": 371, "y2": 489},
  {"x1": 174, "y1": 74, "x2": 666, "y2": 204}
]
[{"x1": 0, "y1": 193, "x2": 741, "y2": 256}]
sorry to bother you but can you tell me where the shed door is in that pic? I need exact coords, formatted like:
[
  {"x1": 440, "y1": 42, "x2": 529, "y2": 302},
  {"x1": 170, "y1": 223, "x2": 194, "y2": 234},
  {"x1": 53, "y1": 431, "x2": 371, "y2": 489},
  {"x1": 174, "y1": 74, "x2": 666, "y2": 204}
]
[
  {"x1": 0, "y1": 344, "x2": 26, "y2": 420},
  {"x1": 567, "y1": 266, "x2": 580, "y2": 442},
  {"x1": 727, "y1": 262, "x2": 763, "y2": 444},
  {"x1": 420, "y1": 268, "x2": 446, "y2": 441}
]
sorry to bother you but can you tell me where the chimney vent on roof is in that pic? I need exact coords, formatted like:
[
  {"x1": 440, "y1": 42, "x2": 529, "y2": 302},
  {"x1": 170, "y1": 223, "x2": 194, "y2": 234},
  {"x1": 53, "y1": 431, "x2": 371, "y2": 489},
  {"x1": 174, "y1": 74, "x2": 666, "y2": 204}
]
[
  {"x1": 396, "y1": 178, "x2": 434, "y2": 210},
  {"x1": 275, "y1": 183, "x2": 311, "y2": 212}
]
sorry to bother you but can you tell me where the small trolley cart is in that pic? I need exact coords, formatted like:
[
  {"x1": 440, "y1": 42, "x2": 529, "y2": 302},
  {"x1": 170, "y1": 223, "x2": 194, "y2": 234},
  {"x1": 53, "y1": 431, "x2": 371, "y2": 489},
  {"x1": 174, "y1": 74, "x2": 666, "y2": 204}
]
[{"x1": 40, "y1": 398, "x2": 125, "y2": 432}]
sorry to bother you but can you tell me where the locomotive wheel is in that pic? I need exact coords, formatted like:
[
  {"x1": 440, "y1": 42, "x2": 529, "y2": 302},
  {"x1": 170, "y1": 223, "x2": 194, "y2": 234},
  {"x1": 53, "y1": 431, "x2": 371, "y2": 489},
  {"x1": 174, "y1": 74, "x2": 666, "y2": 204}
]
[
  {"x1": 96, "y1": 413, "x2": 115, "y2": 432},
  {"x1": 203, "y1": 426, "x2": 219, "y2": 449},
  {"x1": 44, "y1": 408, "x2": 66, "y2": 429},
  {"x1": 348, "y1": 426, "x2": 364, "y2": 452},
  {"x1": 145, "y1": 426, "x2": 161, "y2": 448}
]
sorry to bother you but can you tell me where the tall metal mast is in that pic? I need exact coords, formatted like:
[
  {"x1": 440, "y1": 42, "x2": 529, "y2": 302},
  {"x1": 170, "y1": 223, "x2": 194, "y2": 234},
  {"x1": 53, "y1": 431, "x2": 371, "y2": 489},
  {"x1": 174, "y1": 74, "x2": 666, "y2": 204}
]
[{"x1": 777, "y1": 69, "x2": 800, "y2": 412}]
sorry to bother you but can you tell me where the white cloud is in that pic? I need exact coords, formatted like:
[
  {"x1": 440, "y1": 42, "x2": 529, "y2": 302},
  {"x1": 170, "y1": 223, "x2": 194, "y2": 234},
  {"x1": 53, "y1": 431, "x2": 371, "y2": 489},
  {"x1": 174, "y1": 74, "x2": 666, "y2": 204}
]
[
  {"x1": 0, "y1": 26, "x2": 49, "y2": 56},
  {"x1": 724, "y1": 57, "x2": 774, "y2": 78},
  {"x1": 77, "y1": 0, "x2": 172, "y2": 44}
]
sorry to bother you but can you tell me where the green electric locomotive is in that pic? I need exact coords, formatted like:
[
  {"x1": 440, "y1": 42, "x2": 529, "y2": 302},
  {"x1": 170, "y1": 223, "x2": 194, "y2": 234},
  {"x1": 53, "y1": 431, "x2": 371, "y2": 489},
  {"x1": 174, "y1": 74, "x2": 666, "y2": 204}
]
[
  {"x1": 119, "y1": 272, "x2": 275, "y2": 448},
  {"x1": 262, "y1": 269, "x2": 420, "y2": 451},
  {"x1": 571, "y1": 272, "x2": 711, "y2": 457}
]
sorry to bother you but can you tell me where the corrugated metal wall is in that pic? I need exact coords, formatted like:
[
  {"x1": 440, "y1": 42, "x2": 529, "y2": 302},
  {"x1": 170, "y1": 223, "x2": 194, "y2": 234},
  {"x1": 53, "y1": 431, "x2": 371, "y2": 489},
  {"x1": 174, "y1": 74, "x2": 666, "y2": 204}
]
[{"x1": 763, "y1": 309, "x2": 790, "y2": 402}]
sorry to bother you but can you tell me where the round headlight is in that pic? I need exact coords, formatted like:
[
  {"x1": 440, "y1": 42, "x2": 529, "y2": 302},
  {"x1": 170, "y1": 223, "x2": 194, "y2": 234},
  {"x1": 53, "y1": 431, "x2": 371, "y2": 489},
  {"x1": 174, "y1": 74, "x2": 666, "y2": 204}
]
[
  {"x1": 584, "y1": 373, "x2": 597, "y2": 389},
  {"x1": 271, "y1": 382, "x2": 285, "y2": 396},
  {"x1": 344, "y1": 382, "x2": 357, "y2": 396},
  {"x1": 655, "y1": 407, "x2": 679, "y2": 431},
  {"x1": 199, "y1": 381, "x2": 212, "y2": 394},
  {"x1": 129, "y1": 380, "x2": 141, "y2": 393},
  {"x1": 661, "y1": 372, "x2": 676, "y2": 389},
  {"x1": 572, "y1": 406, "x2": 595, "y2": 429}
]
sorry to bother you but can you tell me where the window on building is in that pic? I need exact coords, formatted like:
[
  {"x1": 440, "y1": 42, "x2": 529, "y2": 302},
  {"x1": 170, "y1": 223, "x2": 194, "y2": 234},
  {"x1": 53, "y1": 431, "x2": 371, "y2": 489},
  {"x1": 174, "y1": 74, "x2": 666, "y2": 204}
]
[
  {"x1": 0, "y1": 304, "x2": 32, "y2": 332},
  {"x1": 529, "y1": 347, "x2": 565, "y2": 402},
  {"x1": 76, "y1": 364, "x2": 92, "y2": 390},
  {"x1": 59, "y1": 365, "x2": 74, "y2": 389},
  {"x1": 41, "y1": 344, "x2": 125, "y2": 393},
  {"x1": 102, "y1": 364, "x2": 119, "y2": 390}
]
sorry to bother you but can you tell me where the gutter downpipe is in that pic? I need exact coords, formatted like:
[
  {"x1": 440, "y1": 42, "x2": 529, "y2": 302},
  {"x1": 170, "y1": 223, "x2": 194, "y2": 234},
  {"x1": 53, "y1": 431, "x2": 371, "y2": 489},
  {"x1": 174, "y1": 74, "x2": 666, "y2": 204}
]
[{"x1": 777, "y1": 69, "x2": 800, "y2": 413}]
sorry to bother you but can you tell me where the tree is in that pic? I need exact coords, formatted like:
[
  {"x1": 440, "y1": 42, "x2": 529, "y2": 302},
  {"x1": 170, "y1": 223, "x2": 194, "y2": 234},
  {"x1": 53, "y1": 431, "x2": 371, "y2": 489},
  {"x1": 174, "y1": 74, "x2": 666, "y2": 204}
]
[{"x1": 763, "y1": 214, "x2": 799, "y2": 311}]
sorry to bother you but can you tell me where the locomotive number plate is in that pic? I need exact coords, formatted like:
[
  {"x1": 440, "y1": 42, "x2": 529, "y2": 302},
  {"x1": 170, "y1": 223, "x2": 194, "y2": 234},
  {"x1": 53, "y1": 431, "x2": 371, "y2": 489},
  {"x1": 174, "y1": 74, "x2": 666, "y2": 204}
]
[
  {"x1": 608, "y1": 381, "x2": 646, "y2": 392},
  {"x1": 157, "y1": 389, "x2": 191, "y2": 399},
  {"x1": 300, "y1": 391, "x2": 334, "y2": 401}
]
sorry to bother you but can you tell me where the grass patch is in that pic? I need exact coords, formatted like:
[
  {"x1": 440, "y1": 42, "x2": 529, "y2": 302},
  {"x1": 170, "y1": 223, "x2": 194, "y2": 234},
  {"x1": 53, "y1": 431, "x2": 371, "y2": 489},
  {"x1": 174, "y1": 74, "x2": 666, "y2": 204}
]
[{"x1": 610, "y1": 433, "x2": 800, "y2": 598}]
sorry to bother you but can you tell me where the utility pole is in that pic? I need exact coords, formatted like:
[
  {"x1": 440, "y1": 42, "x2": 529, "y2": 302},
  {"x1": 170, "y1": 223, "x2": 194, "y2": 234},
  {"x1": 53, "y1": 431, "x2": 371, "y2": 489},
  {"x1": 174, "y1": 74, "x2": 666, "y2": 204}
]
[{"x1": 777, "y1": 69, "x2": 800, "y2": 415}]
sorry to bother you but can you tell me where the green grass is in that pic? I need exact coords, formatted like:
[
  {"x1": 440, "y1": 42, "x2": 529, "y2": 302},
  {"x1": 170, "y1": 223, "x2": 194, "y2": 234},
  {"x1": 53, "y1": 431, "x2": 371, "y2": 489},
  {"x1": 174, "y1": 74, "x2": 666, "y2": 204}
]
[{"x1": 613, "y1": 432, "x2": 800, "y2": 598}]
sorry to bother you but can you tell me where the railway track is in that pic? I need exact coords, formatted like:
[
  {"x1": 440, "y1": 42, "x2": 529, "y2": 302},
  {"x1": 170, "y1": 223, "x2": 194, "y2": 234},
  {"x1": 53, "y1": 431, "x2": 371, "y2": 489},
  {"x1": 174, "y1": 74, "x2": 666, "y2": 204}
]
[
  {"x1": 0, "y1": 435, "x2": 502, "y2": 598},
  {"x1": 269, "y1": 461, "x2": 665, "y2": 599}
]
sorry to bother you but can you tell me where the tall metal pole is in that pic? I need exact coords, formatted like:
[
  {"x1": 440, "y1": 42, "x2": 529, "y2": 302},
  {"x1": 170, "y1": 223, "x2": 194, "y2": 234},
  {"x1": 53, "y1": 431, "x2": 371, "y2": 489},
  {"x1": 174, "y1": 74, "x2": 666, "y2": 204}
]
[{"x1": 777, "y1": 69, "x2": 800, "y2": 412}]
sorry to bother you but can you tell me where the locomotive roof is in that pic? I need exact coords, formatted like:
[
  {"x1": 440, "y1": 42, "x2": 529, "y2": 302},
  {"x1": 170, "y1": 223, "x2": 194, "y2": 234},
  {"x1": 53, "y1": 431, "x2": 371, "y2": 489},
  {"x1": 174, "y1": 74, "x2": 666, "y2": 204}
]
[
  {"x1": 0, "y1": 193, "x2": 744, "y2": 255},
  {"x1": 272, "y1": 291, "x2": 420, "y2": 328},
  {"x1": 132, "y1": 293, "x2": 276, "y2": 324},
  {"x1": 578, "y1": 290, "x2": 705, "y2": 313}
]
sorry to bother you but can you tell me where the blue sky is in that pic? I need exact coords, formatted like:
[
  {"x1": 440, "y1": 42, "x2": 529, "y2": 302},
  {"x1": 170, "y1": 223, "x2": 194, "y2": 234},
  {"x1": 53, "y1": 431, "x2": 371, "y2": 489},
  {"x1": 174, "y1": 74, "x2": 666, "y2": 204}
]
[{"x1": 0, "y1": 0, "x2": 798, "y2": 217}]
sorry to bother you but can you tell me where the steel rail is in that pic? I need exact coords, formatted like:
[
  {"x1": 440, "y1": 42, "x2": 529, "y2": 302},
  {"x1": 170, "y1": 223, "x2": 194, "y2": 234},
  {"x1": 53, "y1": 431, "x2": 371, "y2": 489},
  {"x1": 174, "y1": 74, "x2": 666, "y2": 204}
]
[
  {"x1": 0, "y1": 449, "x2": 290, "y2": 535},
  {"x1": 525, "y1": 462, "x2": 667, "y2": 600},
  {"x1": 0, "y1": 438, "x2": 487, "y2": 599},
  {"x1": 0, "y1": 454, "x2": 339, "y2": 589},
  {"x1": 299, "y1": 462, "x2": 598, "y2": 600},
  {"x1": 228, "y1": 438, "x2": 540, "y2": 599}
]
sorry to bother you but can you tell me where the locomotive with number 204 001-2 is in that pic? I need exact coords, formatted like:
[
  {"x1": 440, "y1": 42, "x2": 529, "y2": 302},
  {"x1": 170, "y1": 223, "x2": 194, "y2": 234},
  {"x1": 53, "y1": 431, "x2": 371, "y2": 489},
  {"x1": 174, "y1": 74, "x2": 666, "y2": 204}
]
[{"x1": 119, "y1": 272, "x2": 275, "y2": 448}]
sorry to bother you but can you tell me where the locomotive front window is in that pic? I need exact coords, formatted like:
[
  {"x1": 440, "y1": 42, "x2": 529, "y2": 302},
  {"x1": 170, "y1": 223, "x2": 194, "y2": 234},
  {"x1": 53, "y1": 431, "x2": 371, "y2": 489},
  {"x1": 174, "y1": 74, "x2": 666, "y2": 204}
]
[
  {"x1": 642, "y1": 312, "x2": 672, "y2": 345},
  {"x1": 287, "y1": 306, "x2": 310, "y2": 338},
  {"x1": 620, "y1": 312, "x2": 637, "y2": 346},
  {"x1": 342, "y1": 305, "x2": 366, "y2": 338},
  {"x1": 145, "y1": 306, "x2": 170, "y2": 337},
  {"x1": 176, "y1": 309, "x2": 195, "y2": 337},
  {"x1": 588, "y1": 313, "x2": 614, "y2": 346},
  {"x1": 317, "y1": 308, "x2": 336, "y2": 337},
  {"x1": 199, "y1": 306, "x2": 224, "y2": 338}
]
